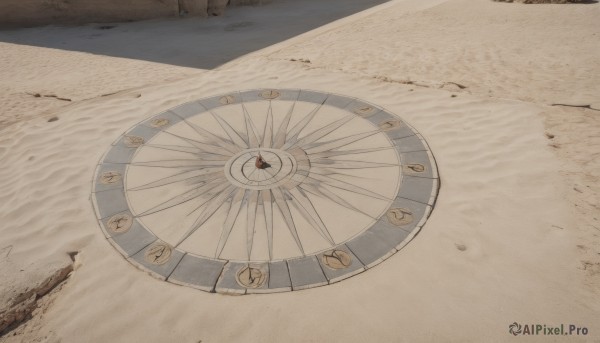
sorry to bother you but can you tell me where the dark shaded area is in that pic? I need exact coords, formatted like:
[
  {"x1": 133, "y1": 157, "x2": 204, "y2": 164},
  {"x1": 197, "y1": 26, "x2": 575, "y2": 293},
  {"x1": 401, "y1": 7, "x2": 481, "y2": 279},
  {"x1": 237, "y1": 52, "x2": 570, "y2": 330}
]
[{"x1": 0, "y1": 0, "x2": 389, "y2": 69}]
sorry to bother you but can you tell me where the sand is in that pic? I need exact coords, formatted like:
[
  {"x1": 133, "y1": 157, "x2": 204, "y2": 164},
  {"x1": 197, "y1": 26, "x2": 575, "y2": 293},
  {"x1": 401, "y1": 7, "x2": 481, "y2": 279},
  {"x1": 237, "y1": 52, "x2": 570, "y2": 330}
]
[{"x1": 0, "y1": 0, "x2": 599, "y2": 341}]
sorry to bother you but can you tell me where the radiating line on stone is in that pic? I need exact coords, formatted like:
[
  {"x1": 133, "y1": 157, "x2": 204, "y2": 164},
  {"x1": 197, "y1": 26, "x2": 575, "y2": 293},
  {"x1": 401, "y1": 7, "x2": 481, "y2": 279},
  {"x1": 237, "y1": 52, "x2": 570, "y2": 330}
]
[
  {"x1": 246, "y1": 190, "x2": 259, "y2": 259},
  {"x1": 287, "y1": 188, "x2": 335, "y2": 245},
  {"x1": 138, "y1": 176, "x2": 227, "y2": 216},
  {"x1": 171, "y1": 112, "x2": 241, "y2": 154},
  {"x1": 242, "y1": 103, "x2": 261, "y2": 148},
  {"x1": 283, "y1": 97, "x2": 328, "y2": 148},
  {"x1": 311, "y1": 159, "x2": 398, "y2": 169},
  {"x1": 176, "y1": 185, "x2": 238, "y2": 248},
  {"x1": 131, "y1": 159, "x2": 228, "y2": 169},
  {"x1": 308, "y1": 146, "x2": 393, "y2": 159},
  {"x1": 271, "y1": 187, "x2": 304, "y2": 255},
  {"x1": 261, "y1": 190, "x2": 274, "y2": 260},
  {"x1": 282, "y1": 114, "x2": 353, "y2": 150},
  {"x1": 144, "y1": 144, "x2": 233, "y2": 159},
  {"x1": 129, "y1": 168, "x2": 223, "y2": 191},
  {"x1": 304, "y1": 130, "x2": 380, "y2": 154},
  {"x1": 161, "y1": 131, "x2": 233, "y2": 156},
  {"x1": 215, "y1": 188, "x2": 247, "y2": 258},
  {"x1": 210, "y1": 112, "x2": 248, "y2": 149},
  {"x1": 307, "y1": 173, "x2": 390, "y2": 201},
  {"x1": 273, "y1": 99, "x2": 298, "y2": 149},
  {"x1": 299, "y1": 181, "x2": 374, "y2": 219},
  {"x1": 262, "y1": 102, "x2": 273, "y2": 148}
]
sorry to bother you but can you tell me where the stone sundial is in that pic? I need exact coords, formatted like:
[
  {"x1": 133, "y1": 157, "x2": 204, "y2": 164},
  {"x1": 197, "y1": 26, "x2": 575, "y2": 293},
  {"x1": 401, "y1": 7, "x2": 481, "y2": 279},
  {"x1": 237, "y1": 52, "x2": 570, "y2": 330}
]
[{"x1": 92, "y1": 89, "x2": 439, "y2": 294}]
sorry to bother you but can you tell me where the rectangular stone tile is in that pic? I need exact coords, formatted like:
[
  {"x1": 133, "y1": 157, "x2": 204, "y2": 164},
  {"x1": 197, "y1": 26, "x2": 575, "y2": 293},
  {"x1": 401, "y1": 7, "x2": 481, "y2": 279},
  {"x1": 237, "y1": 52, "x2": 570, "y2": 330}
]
[
  {"x1": 94, "y1": 163, "x2": 126, "y2": 193},
  {"x1": 105, "y1": 216, "x2": 157, "y2": 257},
  {"x1": 397, "y1": 175, "x2": 437, "y2": 205},
  {"x1": 401, "y1": 151, "x2": 434, "y2": 179},
  {"x1": 392, "y1": 135, "x2": 427, "y2": 153},
  {"x1": 369, "y1": 219, "x2": 411, "y2": 249},
  {"x1": 196, "y1": 95, "x2": 228, "y2": 112},
  {"x1": 239, "y1": 89, "x2": 266, "y2": 103},
  {"x1": 287, "y1": 256, "x2": 328, "y2": 291},
  {"x1": 317, "y1": 245, "x2": 365, "y2": 283},
  {"x1": 115, "y1": 124, "x2": 161, "y2": 146},
  {"x1": 141, "y1": 110, "x2": 183, "y2": 130},
  {"x1": 345, "y1": 99, "x2": 383, "y2": 118},
  {"x1": 267, "y1": 260, "x2": 291, "y2": 292},
  {"x1": 298, "y1": 90, "x2": 328, "y2": 105},
  {"x1": 277, "y1": 89, "x2": 301, "y2": 102},
  {"x1": 168, "y1": 254, "x2": 226, "y2": 292},
  {"x1": 94, "y1": 188, "x2": 128, "y2": 219},
  {"x1": 385, "y1": 124, "x2": 418, "y2": 140},
  {"x1": 324, "y1": 94, "x2": 355, "y2": 109},
  {"x1": 365, "y1": 110, "x2": 395, "y2": 126},
  {"x1": 346, "y1": 229, "x2": 398, "y2": 269},
  {"x1": 173, "y1": 100, "x2": 209, "y2": 117},
  {"x1": 102, "y1": 146, "x2": 137, "y2": 164},
  {"x1": 129, "y1": 243, "x2": 185, "y2": 280}
]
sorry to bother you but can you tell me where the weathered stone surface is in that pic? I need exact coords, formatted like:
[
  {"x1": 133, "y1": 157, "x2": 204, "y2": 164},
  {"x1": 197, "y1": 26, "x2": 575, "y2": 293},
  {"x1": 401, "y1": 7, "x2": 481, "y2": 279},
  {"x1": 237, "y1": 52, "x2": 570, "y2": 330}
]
[
  {"x1": 207, "y1": 0, "x2": 228, "y2": 16},
  {"x1": 0, "y1": 253, "x2": 74, "y2": 335},
  {"x1": 179, "y1": 0, "x2": 208, "y2": 17}
]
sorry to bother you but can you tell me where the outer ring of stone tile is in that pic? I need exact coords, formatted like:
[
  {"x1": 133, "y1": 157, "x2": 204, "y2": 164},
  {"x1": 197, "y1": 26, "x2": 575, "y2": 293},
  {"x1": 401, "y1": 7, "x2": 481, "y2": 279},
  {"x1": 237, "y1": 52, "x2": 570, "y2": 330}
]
[{"x1": 91, "y1": 88, "x2": 440, "y2": 294}]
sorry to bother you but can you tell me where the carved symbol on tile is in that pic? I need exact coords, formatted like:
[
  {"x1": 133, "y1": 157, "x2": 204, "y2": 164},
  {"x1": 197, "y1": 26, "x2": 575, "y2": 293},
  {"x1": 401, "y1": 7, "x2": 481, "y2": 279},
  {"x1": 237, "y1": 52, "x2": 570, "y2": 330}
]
[
  {"x1": 405, "y1": 164, "x2": 425, "y2": 173},
  {"x1": 124, "y1": 135, "x2": 145, "y2": 148},
  {"x1": 144, "y1": 243, "x2": 172, "y2": 265},
  {"x1": 379, "y1": 120, "x2": 403, "y2": 131},
  {"x1": 386, "y1": 208, "x2": 414, "y2": 226},
  {"x1": 151, "y1": 118, "x2": 169, "y2": 128},
  {"x1": 220, "y1": 95, "x2": 235, "y2": 105},
  {"x1": 107, "y1": 213, "x2": 132, "y2": 233},
  {"x1": 260, "y1": 90, "x2": 280, "y2": 100},
  {"x1": 322, "y1": 250, "x2": 352, "y2": 269},
  {"x1": 100, "y1": 171, "x2": 121, "y2": 184},
  {"x1": 236, "y1": 265, "x2": 266, "y2": 288},
  {"x1": 353, "y1": 106, "x2": 375, "y2": 117}
]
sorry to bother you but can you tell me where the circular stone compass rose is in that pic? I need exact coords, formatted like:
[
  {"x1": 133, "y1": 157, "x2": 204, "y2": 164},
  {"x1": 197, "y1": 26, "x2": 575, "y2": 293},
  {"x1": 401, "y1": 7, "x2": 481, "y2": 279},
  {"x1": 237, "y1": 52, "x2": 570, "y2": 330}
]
[{"x1": 92, "y1": 89, "x2": 439, "y2": 294}]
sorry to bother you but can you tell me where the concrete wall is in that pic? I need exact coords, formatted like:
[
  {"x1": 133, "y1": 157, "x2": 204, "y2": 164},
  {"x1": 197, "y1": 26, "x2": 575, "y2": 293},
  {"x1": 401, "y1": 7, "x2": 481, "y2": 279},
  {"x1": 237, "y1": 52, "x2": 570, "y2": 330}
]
[{"x1": 0, "y1": 0, "x2": 267, "y2": 28}]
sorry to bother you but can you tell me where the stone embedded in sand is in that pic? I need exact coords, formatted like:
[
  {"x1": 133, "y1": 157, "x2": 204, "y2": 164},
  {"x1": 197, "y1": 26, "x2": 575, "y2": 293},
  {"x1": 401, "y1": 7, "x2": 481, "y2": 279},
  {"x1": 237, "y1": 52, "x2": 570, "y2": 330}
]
[{"x1": 92, "y1": 89, "x2": 440, "y2": 294}]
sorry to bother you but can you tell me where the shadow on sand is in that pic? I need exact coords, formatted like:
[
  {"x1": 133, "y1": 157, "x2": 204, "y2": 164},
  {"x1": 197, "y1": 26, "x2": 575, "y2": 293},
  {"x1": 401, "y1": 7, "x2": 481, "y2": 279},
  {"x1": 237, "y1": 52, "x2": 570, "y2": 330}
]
[{"x1": 0, "y1": 0, "x2": 389, "y2": 70}]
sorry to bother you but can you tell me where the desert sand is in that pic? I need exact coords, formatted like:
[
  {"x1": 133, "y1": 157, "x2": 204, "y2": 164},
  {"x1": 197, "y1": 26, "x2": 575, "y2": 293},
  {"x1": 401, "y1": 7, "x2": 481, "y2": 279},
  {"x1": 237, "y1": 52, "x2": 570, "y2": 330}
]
[{"x1": 0, "y1": 0, "x2": 599, "y2": 342}]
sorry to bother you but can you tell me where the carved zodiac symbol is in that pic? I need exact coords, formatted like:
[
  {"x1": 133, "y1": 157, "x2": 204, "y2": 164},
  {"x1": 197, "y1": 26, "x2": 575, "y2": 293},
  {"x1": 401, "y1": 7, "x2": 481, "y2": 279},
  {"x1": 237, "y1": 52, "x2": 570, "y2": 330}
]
[
  {"x1": 100, "y1": 171, "x2": 121, "y2": 184},
  {"x1": 259, "y1": 90, "x2": 280, "y2": 100},
  {"x1": 386, "y1": 208, "x2": 414, "y2": 226},
  {"x1": 144, "y1": 243, "x2": 172, "y2": 265},
  {"x1": 151, "y1": 118, "x2": 169, "y2": 128},
  {"x1": 322, "y1": 250, "x2": 352, "y2": 269},
  {"x1": 236, "y1": 265, "x2": 266, "y2": 288},
  {"x1": 378, "y1": 120, "x2": 403, "y2": 131},
  {"x1": 406, "y1": 164, "x2": 425, "y2": 173},
  {"x1": 107, "y1": 214, "x2": 132, "y2": 233},
  {"x1": 219, "y1": 95, "x2": 235, "y2": 105},
  {"x1": 124, "y1": 135, "x2": 144, "y2": 148}
]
